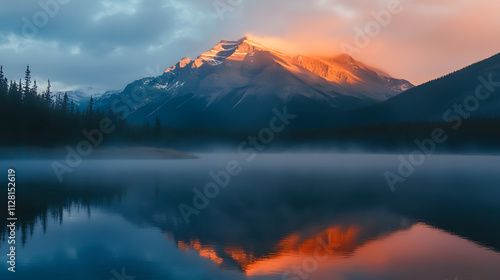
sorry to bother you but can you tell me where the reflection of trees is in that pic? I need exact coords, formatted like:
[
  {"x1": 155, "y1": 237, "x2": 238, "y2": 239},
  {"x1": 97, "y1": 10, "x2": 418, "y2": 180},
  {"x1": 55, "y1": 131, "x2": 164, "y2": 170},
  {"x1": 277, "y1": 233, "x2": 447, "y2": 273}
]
[
  {"x1": 0, "y1": 180, "x2": 126, "y2": 247},
  {"x1": 1, "y1": 167, "x2": 499, "y2": 269}
]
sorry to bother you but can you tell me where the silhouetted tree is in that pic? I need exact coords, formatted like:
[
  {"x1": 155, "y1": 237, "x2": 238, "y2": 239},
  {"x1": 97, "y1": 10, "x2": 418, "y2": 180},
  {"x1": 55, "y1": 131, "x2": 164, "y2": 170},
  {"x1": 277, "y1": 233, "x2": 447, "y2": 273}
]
[
  {"x1": 23, "y1": 65, "x2": 31, "y2": 100},
  {"x1": 31, "y1": 80, "x2": 38, "y2": 96},
  {"x1": 0, "y1": 66, "x2": 7, "y2": 95},
  {"x1": 0, "y1": 66, "x2": 7, "y2": 122},
  {"x1": 62, "y1": 92, "x2": 69, "y2": 114},
  {"x1": 87, "y1": 96, "x2": 94, "y2": 116},
  {"x1": 43, "y1": 80, "x2": 52, "y2": 107},
  {"x1": 54, "y1": 94, "x2": 62, "y2": 111}
]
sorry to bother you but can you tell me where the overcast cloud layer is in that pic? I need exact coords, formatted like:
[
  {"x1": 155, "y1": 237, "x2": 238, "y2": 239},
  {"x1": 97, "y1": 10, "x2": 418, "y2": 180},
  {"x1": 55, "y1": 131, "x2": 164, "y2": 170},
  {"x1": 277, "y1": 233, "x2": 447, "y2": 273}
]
[{"x1": 0, "y1": 0, "x2": 499, "y2": 92}]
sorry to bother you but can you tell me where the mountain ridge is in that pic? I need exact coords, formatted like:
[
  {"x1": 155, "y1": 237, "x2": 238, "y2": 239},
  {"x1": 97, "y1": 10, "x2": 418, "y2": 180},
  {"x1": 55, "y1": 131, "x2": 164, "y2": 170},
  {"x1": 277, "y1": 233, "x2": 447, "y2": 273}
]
[
  {"x1": 96, "y1": 37, "x2": 414, "y2": 130},
  {"x1": 335, "y1": 51, "x2": 500, "y2": 127}
]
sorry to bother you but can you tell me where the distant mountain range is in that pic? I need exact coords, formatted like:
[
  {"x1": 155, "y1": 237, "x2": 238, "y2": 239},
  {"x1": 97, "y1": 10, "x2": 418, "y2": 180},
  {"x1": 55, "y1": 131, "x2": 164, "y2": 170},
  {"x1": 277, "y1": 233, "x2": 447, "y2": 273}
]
[
  {"x1": 55, "y1": 87, "x2": 120, "y2": 109},
  {"x1": 91, "y1": 36, "x2": 500, "y2": 131},
  {"x1": 95, "y1": 37, "x2": 413, "y2": 130}
]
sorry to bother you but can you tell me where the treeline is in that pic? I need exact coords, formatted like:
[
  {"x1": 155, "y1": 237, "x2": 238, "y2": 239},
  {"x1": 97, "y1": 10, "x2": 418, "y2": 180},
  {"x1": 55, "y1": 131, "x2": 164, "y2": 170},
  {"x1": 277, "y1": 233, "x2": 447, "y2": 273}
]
[
  {"x1": 2, "y1": 65, "x2": 500, "y2": 151},
  {"x1": 0, "y1": 66, "x2": 165, "y2": 147},
  {"x1": 285, "y1": 119, "x2": 500, "y2": 153}
]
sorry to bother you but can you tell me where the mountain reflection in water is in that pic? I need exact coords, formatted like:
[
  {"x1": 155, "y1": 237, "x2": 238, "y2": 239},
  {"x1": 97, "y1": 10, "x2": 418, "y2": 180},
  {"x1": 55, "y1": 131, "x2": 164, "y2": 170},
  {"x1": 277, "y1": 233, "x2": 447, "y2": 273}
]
[{"x1": 1, "y1": 154, "x2": 499, "y2": 280}]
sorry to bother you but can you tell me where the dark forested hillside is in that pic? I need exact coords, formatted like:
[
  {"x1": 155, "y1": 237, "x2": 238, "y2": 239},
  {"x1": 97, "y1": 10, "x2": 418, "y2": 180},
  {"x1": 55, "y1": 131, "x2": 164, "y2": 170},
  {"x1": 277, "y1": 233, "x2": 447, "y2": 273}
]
[{"x1": 0, "y1": 66, "x2": 165, "y2": 147}]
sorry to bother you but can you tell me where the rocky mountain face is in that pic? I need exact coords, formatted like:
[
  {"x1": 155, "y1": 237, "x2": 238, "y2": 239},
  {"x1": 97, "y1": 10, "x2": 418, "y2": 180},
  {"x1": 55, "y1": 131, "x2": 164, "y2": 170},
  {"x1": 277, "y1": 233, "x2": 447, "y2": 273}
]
[{"x1": 97, "y1": 37, "x2": 413, "y2": 130}]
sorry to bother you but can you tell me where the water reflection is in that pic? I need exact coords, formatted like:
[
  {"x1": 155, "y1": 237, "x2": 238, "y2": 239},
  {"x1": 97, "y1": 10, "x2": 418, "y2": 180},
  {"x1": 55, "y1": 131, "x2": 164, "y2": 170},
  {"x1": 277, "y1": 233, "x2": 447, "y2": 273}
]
[{"x1": 1, "y1": 154, "x2": 499, "y2": 279}]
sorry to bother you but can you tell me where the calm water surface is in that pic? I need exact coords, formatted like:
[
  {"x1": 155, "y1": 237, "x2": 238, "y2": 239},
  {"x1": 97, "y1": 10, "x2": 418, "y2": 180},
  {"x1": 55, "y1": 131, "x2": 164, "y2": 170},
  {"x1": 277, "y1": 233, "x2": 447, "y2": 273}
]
[{"x1": 1, "y1": 153, "x2": 499, "y2": 280}]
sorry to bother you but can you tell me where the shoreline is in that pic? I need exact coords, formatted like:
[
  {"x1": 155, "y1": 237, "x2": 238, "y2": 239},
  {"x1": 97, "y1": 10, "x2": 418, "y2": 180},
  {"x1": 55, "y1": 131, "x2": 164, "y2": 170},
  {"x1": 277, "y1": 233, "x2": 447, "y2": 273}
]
[{"x1": 0, "y1": 146, "x2": 198, "y2": 160}]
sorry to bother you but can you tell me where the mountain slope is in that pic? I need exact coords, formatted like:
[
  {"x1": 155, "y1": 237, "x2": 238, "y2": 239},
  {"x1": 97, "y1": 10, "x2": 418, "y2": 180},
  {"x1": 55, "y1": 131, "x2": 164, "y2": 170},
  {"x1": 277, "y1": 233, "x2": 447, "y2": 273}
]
[
  {"x1": 98, "y1": 37, "x2": 413, "y2": 130},
  {"x1": 55, "y1": 87, "x2": 120, "y2": 109},
  {"x1": 339, "y1": 52, "x2": 500, "y2": 126}
]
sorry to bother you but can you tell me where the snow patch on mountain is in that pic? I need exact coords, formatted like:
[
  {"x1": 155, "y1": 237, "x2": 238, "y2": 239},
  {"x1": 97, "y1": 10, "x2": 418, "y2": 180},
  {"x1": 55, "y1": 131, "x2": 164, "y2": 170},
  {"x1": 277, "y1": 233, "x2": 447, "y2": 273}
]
[
  {"x1": 55, "y1": 87, "x2": 121, "y2": 109},
  {"x1": 94, "y1": 37, "x2": 415, "y2": 130}
]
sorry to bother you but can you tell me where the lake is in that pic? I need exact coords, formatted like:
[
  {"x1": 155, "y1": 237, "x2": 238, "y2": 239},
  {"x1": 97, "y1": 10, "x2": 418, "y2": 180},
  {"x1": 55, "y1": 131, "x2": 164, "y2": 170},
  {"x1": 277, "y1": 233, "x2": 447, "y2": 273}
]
[{"x1": 1, "y1": 153, "x2": 499, "y2": 280}]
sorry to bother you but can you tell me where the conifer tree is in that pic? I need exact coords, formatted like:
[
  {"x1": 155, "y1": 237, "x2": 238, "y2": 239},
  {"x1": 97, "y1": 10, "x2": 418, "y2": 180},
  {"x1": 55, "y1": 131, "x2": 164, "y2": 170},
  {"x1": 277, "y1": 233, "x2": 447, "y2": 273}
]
[
  {"x1": 23, "y1": 65, "x2": 31, "y2": 99},
  {"x1": 0, "y1": 66, "x2": 7, "y2": 96},
  {"x1": 62, "y1": 92, "x2": 69, "y2": 113},
  {"x1": 44, "y1": 80, "x2": 52, "y2": 107},
  {"x1": 87, "y1": 96, "x2": 94, "y2": 115}
]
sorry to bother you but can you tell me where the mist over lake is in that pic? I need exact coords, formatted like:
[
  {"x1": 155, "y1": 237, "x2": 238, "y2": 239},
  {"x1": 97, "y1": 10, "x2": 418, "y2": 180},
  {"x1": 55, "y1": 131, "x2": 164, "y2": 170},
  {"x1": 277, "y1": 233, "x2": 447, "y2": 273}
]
[{"x1": 1, "y1": 153, "x2": 499, "y2": 280}]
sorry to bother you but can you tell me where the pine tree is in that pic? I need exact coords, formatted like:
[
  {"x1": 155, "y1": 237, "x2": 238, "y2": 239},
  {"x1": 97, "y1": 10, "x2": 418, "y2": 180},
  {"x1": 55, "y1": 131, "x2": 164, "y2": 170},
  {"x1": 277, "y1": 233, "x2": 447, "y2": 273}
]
[
  {"x1": 54, "y1": 94, "x2": 62, "y2": 111},
  {"x1": 0, "y1": 66, "x2": 7, "y2": 96},
  {"x1": 62, "y1": 92, "x2": 69, "y2": 113},
  {"x1": 43, "y1": 80, "x2": 52, "y2": 107},
  {"x1": 22, "y1": 78, "x2": 39, "y2": 108},
  {"x1": 23, "y1": 65, "x2": 31, "y2": 99},
  {"x1": 0, "y1": 66, "x2": 7, "y2": 122},
  {"x1": 32, "y1": 80, "x2": 38, "y2": 96},
  {"x1": 8, "y1": 81, "x2": 15, "y2": 94},
  {"x1": 87, "y1": 96, "x2": 94, "y2": 115}
]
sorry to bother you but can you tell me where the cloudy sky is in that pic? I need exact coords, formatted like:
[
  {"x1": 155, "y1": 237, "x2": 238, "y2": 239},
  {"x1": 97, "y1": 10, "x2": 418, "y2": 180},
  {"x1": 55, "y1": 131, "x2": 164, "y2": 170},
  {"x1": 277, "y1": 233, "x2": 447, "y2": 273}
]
[{"x1": 0, "y1": 0, "x2": 499, "y2": 92}]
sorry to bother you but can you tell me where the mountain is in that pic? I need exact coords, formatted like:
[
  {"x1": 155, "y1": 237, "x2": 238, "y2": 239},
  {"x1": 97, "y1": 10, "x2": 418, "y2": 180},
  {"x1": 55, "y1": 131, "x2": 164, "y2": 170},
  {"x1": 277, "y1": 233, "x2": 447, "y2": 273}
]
[
  {"x1": 55, "y1": 87, "x2": 121, "y2": 109},
  {"x1": 338, "y1": 52, "x2": 500, "y2": 126},
  {"x1": 97, "y1": 37, "x2": 413, "y2": 130}
]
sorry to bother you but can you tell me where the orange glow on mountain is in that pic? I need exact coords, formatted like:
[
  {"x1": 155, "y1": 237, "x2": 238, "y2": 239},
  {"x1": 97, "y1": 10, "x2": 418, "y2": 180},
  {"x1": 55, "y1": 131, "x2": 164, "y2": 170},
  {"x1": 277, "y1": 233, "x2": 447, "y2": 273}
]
[
  {"x1": 170, "y1": 237, "x2": 224, "y2": 265},
  {"x1": 244, "y1": 226, "x2": 361, "y2": 276},
  {"x1": 224, "y1": 246, "x2": 257, "y2": 269},
  {"x1": 169, "y1": 225, "x2": 361, "y2": 275},
  {"x1": 191, "y1": 240, "x2": 224, "y2": 265},
  {"x1": 166, "y1": 223, "x2": 500, "y2": 279}
]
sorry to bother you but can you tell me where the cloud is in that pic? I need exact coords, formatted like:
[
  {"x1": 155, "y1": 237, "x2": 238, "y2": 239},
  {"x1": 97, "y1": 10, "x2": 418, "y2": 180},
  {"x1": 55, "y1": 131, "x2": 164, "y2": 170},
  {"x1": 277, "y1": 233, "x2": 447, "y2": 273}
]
[
  {"x1": 0, "y1": 0, "x2": 214, "y2": 91},
  {"x1": 0, "y1": 0, "x2": 499, "y2": 91},
  {"x1": 242, "y1": 0, "x2": 500, "y2": 84}
]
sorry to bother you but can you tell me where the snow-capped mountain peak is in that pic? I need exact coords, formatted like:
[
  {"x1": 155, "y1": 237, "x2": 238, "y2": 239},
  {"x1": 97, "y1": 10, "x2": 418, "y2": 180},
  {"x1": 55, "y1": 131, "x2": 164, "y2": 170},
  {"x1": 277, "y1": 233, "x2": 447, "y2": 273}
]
[
  {"x1": 172, "y1": 37, "x2": 286, "y2": 69},
  {"x1": 55, "y1": 87, "x2": 121, "y2": 109},
  {"x1": 95, "y1": 37, "x2": 414, "y2": 130}
]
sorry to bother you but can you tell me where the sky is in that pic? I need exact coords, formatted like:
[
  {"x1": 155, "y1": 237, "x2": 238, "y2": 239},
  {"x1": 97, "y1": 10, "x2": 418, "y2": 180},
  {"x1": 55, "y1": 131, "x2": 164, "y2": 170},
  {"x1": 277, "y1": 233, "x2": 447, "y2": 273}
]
[{"x1": 0, "y1": 0, "x2": 499, "y2": 92}]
